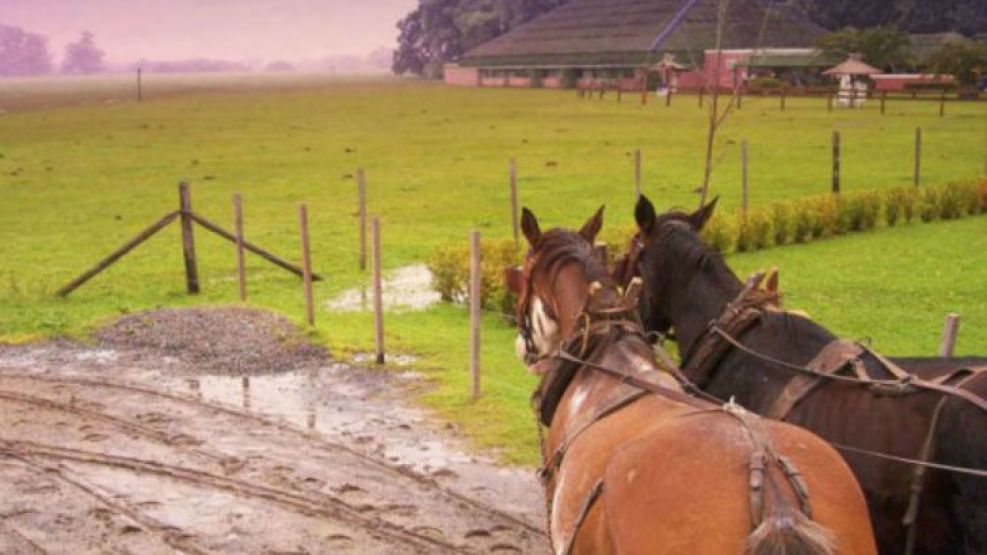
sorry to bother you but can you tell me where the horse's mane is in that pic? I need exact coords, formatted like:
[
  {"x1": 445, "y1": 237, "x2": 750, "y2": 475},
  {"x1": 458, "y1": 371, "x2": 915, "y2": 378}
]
[
  {"x1": 532, "y1": 228, "x2": 613, "y2": 288},
  {"x1": 652, "y1": 213, "x2": 737, "y2": 287}
]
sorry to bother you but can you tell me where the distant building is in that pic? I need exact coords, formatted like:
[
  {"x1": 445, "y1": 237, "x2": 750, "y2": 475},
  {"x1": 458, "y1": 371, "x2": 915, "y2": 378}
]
[{"x1": 444, "y1": 0, "x2": 826, "y2": 90}]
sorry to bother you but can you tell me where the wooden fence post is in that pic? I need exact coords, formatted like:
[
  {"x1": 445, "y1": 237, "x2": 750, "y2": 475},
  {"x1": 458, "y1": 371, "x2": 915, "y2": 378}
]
[
  {"x1": 179, "y1": 181, "x2": 200, "y2": 294},
  {"x1": 634, "y1": 149, "x2": 642, "y2": 200},
  {"x1": 137, "y1": 67, "x2": 143, "y2": 102},
  {"x1": 666, "y1": 89, "x2": 673, "y2": 107},
  {"x1": 827, "y1": 94, "x2": 833, "y2": 113},
  {"x1": 372, "y1": 217, "x2": 385, "y2": 364},
  {"x1": 831, "y1": 131, "x2": 841, "y2": 194},
  {"x1": 914, "y1": 128, "x2": 922, "y2": 187},
  {"x1": 509, "y1": 159, "x2": 519, "y2": 248},
  {"x1": 357, "y1": 168, "x2": 367, "y2": 272},
  {"x1": 939, "y1": 91, "x2": 946, "y2": 118},
  {"x1": 617, "y1": 88, "x2": 622, "y2": 103},
  {"x1": 939, "y1": 313, "x2": 960, "y2": 357},
  {"x1": 469, "y1": 230, "x2": 482, "y2": 400},
  {"x1": 741, "y1": 139, "x2": 749, "y2": 219},
  {"x1": 299, "y1": 204, "x2": 314, "y2": 326},
  {"x1": 234, "y1": 193, "x2": 246, "y2": 301}
]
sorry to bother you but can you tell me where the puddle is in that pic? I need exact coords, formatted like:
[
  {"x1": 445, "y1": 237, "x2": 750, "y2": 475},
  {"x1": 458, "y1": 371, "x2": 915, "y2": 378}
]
[
  {"x1": 152, "y1": 364, "x2": 477, "y2": 475},
  {"x1": 325, "y1": 264, "x2": 441, "y2": 312}
]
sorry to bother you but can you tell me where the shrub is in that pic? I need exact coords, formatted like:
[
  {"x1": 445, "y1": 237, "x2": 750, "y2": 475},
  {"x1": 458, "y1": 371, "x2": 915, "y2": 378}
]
[
  {"x1": 427, "y1": 238, "x2": 521, "y2": 313},
  {"x1": 735, "y1": 218, "x2": 752, "y2": 252},
  {"x1": 700, "y1": 215, "x2": 734, "y2": 254},
  {"x1": 885, "y1": 188, "x2": 902, "y2": 226},
  {"x1": 809, "y1": 195, "x2": 841, "y2": 237},
  {"x1": 771, "y1": 203, "x2": 791, "y2": 246},
  {"x1": 919, "y1": 187, "x2": 941, "y2": 222},
  {"x1": 748, "y1": 210, "x2": 773, "y2": 250},
  {"x1": 937, "y1": 182, "x2": 978, "y2": 219},
  {"x1": 902, "y1": 187, "x2": 918, "y2": 223},
  {"x1": 978, "y1": 180, "x2": 987, "y2": 213},
  {"x1": 846, "y1": 191, "x2": 881, "y2": 231},
  {"x1": 792, "y1": 200, "x2": 815, "y2": 243}
]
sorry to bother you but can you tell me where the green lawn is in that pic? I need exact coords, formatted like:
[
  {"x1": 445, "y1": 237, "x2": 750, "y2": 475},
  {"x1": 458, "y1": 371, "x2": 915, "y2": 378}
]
[{"x1": 1, "y1": 77, "x2": 984, "y2": 463}]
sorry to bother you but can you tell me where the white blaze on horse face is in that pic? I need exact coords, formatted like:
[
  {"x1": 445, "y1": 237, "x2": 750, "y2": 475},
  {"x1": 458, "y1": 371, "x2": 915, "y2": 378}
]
[{"x1": 515, "y1": 297, "x2": 560, "y2": 372}]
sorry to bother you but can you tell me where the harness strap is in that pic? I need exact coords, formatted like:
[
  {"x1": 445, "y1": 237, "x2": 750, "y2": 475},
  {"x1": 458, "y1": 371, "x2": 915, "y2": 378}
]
[
  {"x1": 538, "y1": 389, "x2": 648, "y2": 486},
  {"x1": 902, "y1": 370, "x2": 984, "y2": 555},
  {"x1": 560, "y1": 480, "x2": 604, "y2": 555},
  {"x1": 711, "y1": 326, "x2": 987, "y2": 415}
]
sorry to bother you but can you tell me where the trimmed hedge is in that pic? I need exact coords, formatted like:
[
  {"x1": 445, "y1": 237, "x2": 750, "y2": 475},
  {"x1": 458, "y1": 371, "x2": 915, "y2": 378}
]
[{"x1": 427, "y1": 179, "x2": 986, "y2": 310}]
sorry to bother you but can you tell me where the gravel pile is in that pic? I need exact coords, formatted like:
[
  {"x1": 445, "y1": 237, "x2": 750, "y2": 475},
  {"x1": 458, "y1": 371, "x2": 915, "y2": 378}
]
[{"x1": 98, "y1": 307, "x2": 327, "y2": 375}]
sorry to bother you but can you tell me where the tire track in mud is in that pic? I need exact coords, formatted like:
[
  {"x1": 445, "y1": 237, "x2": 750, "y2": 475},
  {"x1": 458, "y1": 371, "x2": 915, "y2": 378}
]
[
  {"x1": 0, "y1": 440, "x2": 464, "y2": 553},
  {"x1": 0, "y1": 372, "x2": 545, "y2": 540},
  {"x1": 4, "y1": 452, "x2": 214, "y2": 555}
]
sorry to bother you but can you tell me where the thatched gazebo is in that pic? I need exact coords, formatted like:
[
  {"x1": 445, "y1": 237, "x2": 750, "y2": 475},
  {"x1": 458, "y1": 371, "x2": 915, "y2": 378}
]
[{"x1": 823, "y1": 54, "x2": 880, "y2": 108}]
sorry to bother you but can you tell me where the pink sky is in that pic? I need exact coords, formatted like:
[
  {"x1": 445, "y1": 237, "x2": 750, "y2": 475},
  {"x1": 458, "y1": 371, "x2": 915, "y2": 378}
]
[{"x1": 2, "y1": 0, "x2": 418, "y2": 63}]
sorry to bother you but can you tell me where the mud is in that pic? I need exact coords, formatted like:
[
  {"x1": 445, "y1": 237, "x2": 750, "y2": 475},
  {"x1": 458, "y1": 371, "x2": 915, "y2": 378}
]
[
  {"x1": 326, "y1": 264, "x2": 441, "y2": 312},
  {"x1": 0, "y1": 341, "x2": 548, "y2": 554}
]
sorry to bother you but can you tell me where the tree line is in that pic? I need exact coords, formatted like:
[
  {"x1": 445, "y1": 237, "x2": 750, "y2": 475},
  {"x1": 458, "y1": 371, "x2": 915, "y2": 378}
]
[
  {"x1": 0, "y1": 24, "x2": 105, "y2": 77},
  {"x1": 393, "y1": 0, "x2": 987, "y2": 77}
]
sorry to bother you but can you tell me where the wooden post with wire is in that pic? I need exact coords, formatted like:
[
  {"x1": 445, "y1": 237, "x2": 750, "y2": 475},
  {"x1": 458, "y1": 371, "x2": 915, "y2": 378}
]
[
  {"x1": 634, "y1": 149, "x2": 642, "y2": 200},
  {"x1": 372, "y1": 217, "x2": 385, "y2": 365},
  {"x1": 741, "y1": 139, "x2": 749, "y2": 219},
  {"x1": 832, "y1": 131, "x2": 841, "y2": 194},
  {"x1": 914, "y1": 128, "x2": 922, "y2": 187},
  {"x1": 234, "y1": 193, "x2": 246, "y2": 301},
  {"x1": 469, "y1": 230, "x2": 482, "y2": 400},
  {"x1": 939, "y1": 313, "x2": 960, "y2": 357},
  {"x1": 509, "y1": 159, "x2": 519, "y2": 247},
  {"x1": 299, "y1": 204, "x2": 314, "y2": 326},
  {"x1": 179, "y1": 181, "x2": 200, "y2": 294},
  {"x1": 357, "y1": 168, "x2": 367, "y2": 272}
]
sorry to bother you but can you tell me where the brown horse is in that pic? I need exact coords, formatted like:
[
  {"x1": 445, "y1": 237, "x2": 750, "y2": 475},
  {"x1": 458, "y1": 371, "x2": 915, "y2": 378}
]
[
  {"x1": 509, "y1": 206, "x2": 876, "y2": 554},
  {"x1": 620, "y1": 195, "x2": 987, "y2": 554}
]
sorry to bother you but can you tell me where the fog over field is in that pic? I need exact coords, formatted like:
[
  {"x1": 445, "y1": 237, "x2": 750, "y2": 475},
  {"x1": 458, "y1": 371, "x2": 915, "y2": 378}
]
[{"x1": 3, "y1": 0, "x2": 416, "y2": 67}]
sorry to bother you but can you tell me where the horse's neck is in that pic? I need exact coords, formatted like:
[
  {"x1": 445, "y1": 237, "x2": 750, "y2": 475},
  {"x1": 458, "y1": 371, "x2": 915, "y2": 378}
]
[{"x1": 667, "y1": 259, "x2": 742, "y2": 360}]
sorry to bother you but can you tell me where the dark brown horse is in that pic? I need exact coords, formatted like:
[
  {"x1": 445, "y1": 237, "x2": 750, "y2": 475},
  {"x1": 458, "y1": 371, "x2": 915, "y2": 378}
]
[
  {"x1": 509, "y1": 206, "x2": 876, "y2": 554},
  {"x1": 621, "y1": 195, "x2": 987, "y2": 555}
]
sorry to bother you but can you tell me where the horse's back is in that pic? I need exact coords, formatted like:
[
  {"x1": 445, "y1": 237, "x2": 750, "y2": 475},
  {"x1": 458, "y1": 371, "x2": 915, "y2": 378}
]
[{"x1": 596, "y1": 412, "x2": 876, "y2": 554}]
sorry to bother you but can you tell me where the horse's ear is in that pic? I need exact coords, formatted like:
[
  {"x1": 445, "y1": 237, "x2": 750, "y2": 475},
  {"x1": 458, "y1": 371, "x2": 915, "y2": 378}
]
[
  {"x1": 579, "y1": 205, "x2": 605, "y2": 243},
  {"x1": 521, "y1": 207, "x2": 541, "y2": 246},
  {"x1": 689, "y1": 196, "x2": 719, "y2": 231},
  {"x1": 635, "y1": 195, "x2": 657, "y2": 234},
  {"x1": 504, "y1": 266, "x2": 523, "y2": 295}
]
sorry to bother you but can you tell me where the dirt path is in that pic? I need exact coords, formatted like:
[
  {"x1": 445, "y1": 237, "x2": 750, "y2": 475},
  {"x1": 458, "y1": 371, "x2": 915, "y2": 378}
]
[{"x1": 0, "y1": 341, "x2": 548, "y2": 554}]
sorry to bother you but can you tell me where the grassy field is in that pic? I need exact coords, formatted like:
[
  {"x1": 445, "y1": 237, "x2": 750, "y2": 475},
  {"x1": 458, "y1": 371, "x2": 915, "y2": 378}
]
[{"x1": 1, "y1": 76, "x2": 984, "y2": 463}]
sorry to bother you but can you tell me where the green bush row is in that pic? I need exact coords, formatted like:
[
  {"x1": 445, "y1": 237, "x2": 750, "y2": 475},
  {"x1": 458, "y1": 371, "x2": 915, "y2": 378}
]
[
  {"x1": 427, "y1": 179, "x2": 986, "y2": 311},
  {"x1": 701, "y1": 180, "x2": 987, "y2": 254},
  {"x1": 426, "y1": 238, "x2": 521, "y2": 314}
]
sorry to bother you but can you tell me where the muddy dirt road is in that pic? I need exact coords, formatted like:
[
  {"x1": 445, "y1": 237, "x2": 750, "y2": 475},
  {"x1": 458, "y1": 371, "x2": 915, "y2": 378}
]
[{"x1": 0, "y1": 340, "x2": 548, "y2": 554}]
